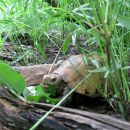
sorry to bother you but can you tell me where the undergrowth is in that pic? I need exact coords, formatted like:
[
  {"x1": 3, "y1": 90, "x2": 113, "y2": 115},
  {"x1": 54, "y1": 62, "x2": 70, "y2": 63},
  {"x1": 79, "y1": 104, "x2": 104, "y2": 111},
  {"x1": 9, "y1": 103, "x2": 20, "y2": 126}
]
[{"x1": 0, "y1": 0, "x2": 130, "y2": 129}]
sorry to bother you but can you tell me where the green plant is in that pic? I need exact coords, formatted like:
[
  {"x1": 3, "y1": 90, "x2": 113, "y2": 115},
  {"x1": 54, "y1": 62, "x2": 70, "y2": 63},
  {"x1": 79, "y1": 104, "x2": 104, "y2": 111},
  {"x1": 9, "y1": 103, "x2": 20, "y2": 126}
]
[
  {"x1": 0, "y1": 0, "x2": 130, "y2": 129},
  {"x1": 0, "y1": 62, "x2": 59, "y2": 104},
  {"x1": 0, "y1": 0, "x2": 61, "y2": 61},
  {"x1": 61, "y1": 0, "x2": 130, "y2": 119}
]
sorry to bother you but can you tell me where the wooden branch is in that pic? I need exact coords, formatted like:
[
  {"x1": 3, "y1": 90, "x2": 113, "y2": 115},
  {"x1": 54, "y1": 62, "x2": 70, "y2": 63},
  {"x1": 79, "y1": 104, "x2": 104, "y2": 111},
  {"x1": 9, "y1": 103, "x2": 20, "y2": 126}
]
[
  {"x1": 0, "y1": 87, "x2": 130, "y2": 130},
  {"x1": 13, "y1": 64, "x2": 59, "y2": 86}
]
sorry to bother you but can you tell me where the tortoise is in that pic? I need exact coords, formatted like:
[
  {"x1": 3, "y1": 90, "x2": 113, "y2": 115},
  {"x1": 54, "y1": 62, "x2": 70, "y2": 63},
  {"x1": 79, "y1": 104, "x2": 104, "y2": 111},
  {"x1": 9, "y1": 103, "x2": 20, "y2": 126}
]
[{"x1": 42, "y1": 54, "x2": 106, "y2": 98}]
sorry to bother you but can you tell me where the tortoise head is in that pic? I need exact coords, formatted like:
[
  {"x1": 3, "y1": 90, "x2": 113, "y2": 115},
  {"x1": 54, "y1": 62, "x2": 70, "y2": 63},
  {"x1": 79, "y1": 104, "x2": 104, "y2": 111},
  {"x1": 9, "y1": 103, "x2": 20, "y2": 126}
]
[{"x1": 42, "y1": 73, "x2": 63, "y2": 86}]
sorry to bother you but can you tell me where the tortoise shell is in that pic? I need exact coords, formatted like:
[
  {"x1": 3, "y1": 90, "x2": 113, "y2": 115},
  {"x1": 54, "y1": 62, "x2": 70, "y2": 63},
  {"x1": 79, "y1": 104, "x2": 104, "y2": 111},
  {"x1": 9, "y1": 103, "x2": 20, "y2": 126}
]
[{"x1": 42, "y1": 55, "x2": 104, "y2": 96}]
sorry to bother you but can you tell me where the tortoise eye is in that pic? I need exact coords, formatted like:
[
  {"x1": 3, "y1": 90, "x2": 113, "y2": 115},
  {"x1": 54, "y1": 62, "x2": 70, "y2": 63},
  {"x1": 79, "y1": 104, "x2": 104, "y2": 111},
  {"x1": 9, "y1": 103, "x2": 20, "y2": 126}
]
[{"x1": 50, "y1": 77, "x2": 56, "y2": 82}]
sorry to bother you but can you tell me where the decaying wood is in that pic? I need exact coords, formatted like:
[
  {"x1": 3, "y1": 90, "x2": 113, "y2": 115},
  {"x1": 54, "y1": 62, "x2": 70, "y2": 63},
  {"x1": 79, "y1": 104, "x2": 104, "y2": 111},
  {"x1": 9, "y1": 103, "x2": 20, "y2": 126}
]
[
  {"x1": 14, "y1": 64, "x2": 59, "y2": 86},
  {"x1": 0, "y1": 87, "x2": 130, "y2": 130}
]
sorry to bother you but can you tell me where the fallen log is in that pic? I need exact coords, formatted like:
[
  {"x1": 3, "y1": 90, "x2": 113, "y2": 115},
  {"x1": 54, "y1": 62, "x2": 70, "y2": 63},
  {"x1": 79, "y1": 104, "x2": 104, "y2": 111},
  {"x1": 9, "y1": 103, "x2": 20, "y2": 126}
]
[{"x1": 0, "y1": 87, "x2": 130, "y2": 130}]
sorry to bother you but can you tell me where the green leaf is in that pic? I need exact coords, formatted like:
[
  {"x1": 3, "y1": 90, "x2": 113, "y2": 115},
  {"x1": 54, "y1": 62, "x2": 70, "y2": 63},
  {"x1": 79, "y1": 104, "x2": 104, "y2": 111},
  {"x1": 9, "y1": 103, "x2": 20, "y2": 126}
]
[
  {"x1": 88, "y1": 66, "x2": 107, "y2": 73},
  {"x1": 27, "y1": 95, "x2": 59, "y2": 104},
  {"x1": 23, "y1": 87, "x2": 32, "y2": 98},
  {"x1": 62, "y1": 36, "x2": 71, "y2": 54},
  {"x1": 128, "y1": 92, "x2": 130, "y2": 102},
  {"x1": 122, "y1": 66, "x2": 130, "y2": 70},
  {"x1": 26, "y1": 85, "x2": 49, "y2": 102},
  {"x1": 46, "y1": 85, "x2": 56, "y2": 97},
  {"x1": 0, "y1": 34, "x2": 3, "y2": 49},
  {"x1": 35, "y1": 41, "x2": 46, "y2": 59},
  {"x1": 46, "y1": 97, "x2": 60, "y2": 104},
  {"x1": 0, "y1": 62, "x2": 25, "y2": 94},
  {"x1": 35, "y1": 85, "x2": 50, "y2": 97},
  {"x1": 26, "y1": 85, "x2": 59, "y2": 104},
  {"x1": 118, "y1": 16, "x2": 130, "y2": 30},
  {"x1": 90, "y1": 59, "x2": 100, "y2": 68},
  {"x1": 27, "y1": 95, "x2": 44, "y2": 102}
]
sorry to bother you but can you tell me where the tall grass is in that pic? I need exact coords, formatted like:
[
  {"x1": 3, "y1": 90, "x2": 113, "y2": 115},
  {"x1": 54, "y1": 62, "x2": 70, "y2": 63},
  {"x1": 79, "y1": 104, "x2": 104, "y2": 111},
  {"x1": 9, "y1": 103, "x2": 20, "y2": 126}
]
[
  {"x1": 56, "y1": 0, "x2": 130, "y2": 119},
  {"x1": 0, "y1": 0, "x2": 62, "y2": 59},
  {"x1": 52, "y1": 0, "x2": 128, "y2": 118}
]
